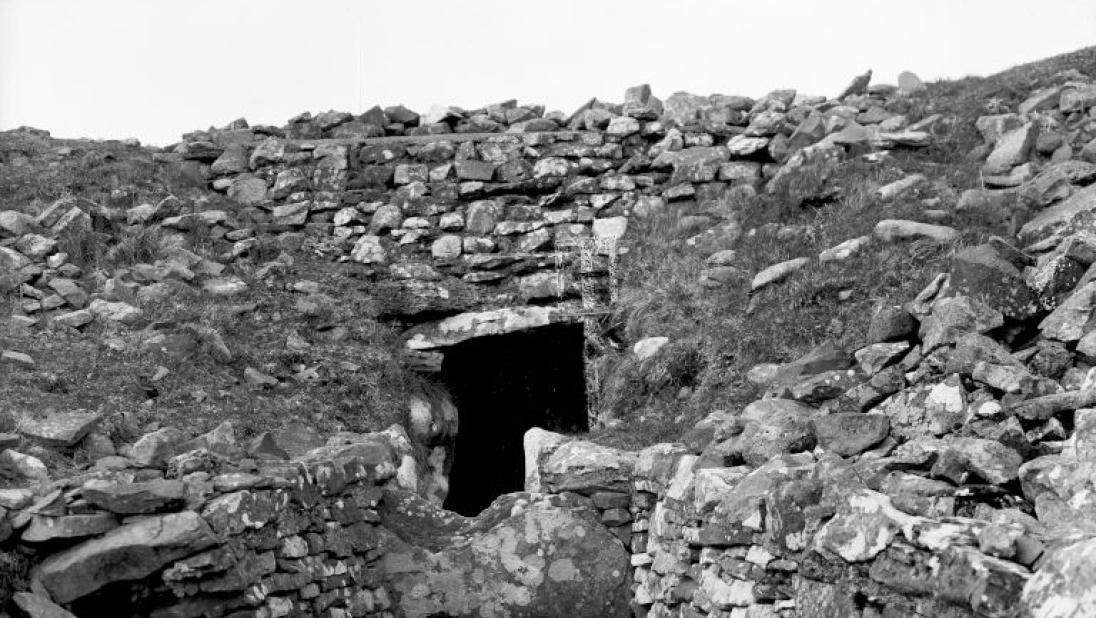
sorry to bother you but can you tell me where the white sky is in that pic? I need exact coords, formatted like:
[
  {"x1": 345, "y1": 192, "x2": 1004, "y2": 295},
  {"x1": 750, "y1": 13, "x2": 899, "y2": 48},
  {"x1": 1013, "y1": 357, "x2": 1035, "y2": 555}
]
[{"x1": 2, "y1": 0, "x2": 1095, "y2": 146}]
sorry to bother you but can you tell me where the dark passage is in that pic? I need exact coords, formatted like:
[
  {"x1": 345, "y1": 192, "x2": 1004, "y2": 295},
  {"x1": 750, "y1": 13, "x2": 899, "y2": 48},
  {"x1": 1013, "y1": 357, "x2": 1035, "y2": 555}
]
[{"x1": 440, "y1": 323, "x2": 588, "y2": 516}]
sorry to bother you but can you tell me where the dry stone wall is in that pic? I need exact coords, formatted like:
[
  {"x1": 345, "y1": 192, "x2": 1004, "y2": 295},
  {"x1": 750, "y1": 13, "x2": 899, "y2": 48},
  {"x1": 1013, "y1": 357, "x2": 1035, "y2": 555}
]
[
  {"x1": 528, "y1": 432, "x2": 1040, "y2": 618},
  {"x1": 163, "y1": 82, "x2": 934, "y2": 336},
  {"x1": 1, "y1": 423, "x2": 412, "y2": 618}
]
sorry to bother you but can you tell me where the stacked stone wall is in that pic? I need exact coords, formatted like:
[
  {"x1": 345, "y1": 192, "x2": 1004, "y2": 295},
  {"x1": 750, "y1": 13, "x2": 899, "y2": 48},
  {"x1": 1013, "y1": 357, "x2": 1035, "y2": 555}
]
[{"x1": 1, "y1": 425, "x2": 412, "y2": 618}]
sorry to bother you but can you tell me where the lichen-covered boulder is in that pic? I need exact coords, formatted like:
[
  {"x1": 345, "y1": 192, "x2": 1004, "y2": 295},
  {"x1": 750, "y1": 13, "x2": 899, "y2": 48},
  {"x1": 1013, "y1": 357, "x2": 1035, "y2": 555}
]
[
  {"x1": 949, "y1": 244, "x2": 1039, "y2": 320},
  {"x1": 379, "y1": 494, "x2": 631, "y2": 617},
  {"x1": 1022, "y1": 536, "x2": 1096, "y2": 617}
]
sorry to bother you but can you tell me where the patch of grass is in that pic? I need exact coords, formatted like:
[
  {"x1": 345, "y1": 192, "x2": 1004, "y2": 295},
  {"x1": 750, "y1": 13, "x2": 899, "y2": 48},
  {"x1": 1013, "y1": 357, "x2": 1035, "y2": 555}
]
[
  {"x1": 587, "y1": 49, "x2": 1096, "y2": 448},
  {"x1": 0, "y1": 129, "x2": 182, "y2": 212},
  {"x1": 55, "y1": 221, "x2": 167, "y2": 272},
  {"x1": 593, "y1": 155, "x2": 979, "y2": 447}
]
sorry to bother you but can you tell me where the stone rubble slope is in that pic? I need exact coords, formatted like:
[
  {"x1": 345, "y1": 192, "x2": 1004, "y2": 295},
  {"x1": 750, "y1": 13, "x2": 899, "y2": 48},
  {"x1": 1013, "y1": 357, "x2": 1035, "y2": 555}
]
[{"x1": 523, "y1": 73, "x2": 1096, "y2": 617}]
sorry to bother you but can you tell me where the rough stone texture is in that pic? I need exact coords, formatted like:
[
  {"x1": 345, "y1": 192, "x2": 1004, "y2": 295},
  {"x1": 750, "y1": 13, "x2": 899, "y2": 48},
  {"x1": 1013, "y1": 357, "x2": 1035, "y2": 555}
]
[
  {"x1": 810, "y1": 413, "x2": 890, "y2": 456},
  {"x1": 874, "y1": 219, "x2": 959, "y2": 243},
  {"x1": 379, "y1": 494, "x2": 631, "y2": 617},
  {"x1": 16, "y1": 410, "x2": 103, "y2": 447},
  {"x1": 752, "y1": 257, "x2": 810, "y2": 291},
  {"x1": 1022, "y1": 536, "x2": 1096, "y2": 617},
  {"x1": 12, "y1": 593, "x2": 78, "y2": 618},
  {"x1": 35, "y1": 512, "x2": 217, "y2": 603},
  {"x1": 1022, "y1": 183, "x2": 1096, "y2": 241},
  {"x1": 950, "y1": 244, "x2": 1039, "y2": 319},
  {"x1": 15, "y1": 72, "x2": 1096, "y2": 618},
  {"x1": 983, "y1": 122, "x2": 1038, "y2": 174}
]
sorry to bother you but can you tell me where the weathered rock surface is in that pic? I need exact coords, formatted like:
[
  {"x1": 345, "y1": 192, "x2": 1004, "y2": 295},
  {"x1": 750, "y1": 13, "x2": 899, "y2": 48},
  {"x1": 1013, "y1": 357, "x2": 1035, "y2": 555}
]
[
  {"x1": 34, "y1": 512, "x2": 217, "y2": 603},
  {"x1": 379, "y1": 493, "x2": 631, "y2": 618}
]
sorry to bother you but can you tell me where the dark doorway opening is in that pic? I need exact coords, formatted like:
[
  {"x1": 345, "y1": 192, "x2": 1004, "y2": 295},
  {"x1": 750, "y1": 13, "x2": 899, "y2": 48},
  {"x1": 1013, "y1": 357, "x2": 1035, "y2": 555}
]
[{"x1": 440, "y1": 323, "x2": 588, "y2": 516}]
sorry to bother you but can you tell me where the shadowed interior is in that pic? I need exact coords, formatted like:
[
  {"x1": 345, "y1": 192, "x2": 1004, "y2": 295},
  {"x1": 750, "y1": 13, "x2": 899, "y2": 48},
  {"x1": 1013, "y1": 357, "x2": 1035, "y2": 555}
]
[{"x1": 439, "y1": 323, "x2": 588, "y2": 516}]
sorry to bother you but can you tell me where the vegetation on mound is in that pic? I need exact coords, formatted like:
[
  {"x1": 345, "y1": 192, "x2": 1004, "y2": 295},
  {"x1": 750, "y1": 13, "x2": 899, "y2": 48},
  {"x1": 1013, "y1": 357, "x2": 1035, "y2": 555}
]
[
  {"x1": 0, "y1": 123, "x2": 434, "y2": 452},
  {"x1": 591, "y1": 46, "x2": 1096, "y2": 449}
]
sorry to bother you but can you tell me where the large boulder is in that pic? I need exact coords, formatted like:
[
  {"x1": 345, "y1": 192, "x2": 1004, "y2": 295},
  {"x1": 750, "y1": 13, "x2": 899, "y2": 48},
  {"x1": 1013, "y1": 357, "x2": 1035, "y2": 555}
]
[{"x1": 379, "y1": 493, "x2": 631, "y2": 617}]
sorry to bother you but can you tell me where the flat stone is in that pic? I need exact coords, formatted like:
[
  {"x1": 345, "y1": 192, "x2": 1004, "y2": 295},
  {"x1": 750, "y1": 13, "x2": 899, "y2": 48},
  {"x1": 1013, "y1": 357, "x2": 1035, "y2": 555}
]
[
  {"x1": 21, "y1": 513, "x2": 119, "y2": 543},
  {"x1": 752, "y1": 257, "x2": 810, "y2": 291},
  {"x1": 12, "y1": 593, "x2": 78, "y2": 618},
  {"x1": 810, "y1": 413, "x2": 890, "y2": 456},
  {"x1": 243, "y1": 367, "x2": 278, "y2": 387},
  {"x1": 17, "y1": 410, "x2": 103, "y2": 447},
  {"x1": 405, "y1": 306, "x2": 567, "y2": 351},
  {"x1": 819, "y1": 236, "x2": 869, "y2": 262},
  {"x1": 0, "y1": 488, "x2": 34, "y2": 509},
  {"x1": 1, "y1": 350, "x2": 35, "y2": 368},
  {"x1": 855, "y1": 341, "x2": 910, "y2": 375},
  {"x1": 201, "y1": 277, "x2": 248, "y2": 296},
  {"x1": 15, "y1": 233, "x2": 57, "y2": 259},
  {"x1": 606, "y1": 116, "x2": 640, "y2": 137},
  {"x1": 53, "y1": 309, "x2": 94, "y2": 328},
  {"x1": 919, "y1": 296, "x2": 1004, "y2": 352},
  {"x1": 877, "y1": 174, "x2": 926, "y2": 200},
  {"x1": 874, "y1": 219, "x2": 958, "y2": 243},
  {"x1": 274, "y1": 420, "x2": 325, "y2": 458},
  {"x1": 725, "y1": 135, "x2": 770, "y2": 156},
  {"x1": 1021, "y1": 183, "x2": 1096, "y2": 242},
  {"x1": 0, "y1": 246, "x2": 31, "y2": 270},
  {"x1": 47, "y1": 278, "x2": 88, "y2": 308},
  {"x1": 128, "y1": 427, "x2": 185, "y2": 467},
  {"x1": 34, "y1": 512, "x2": 217, "y2": 603},
  {"x1": 0, "y1": 449, "x2": 49, "y2": 483},
  {"x1": 541, "y1": 440, "x2": 636, "y2": 494},
  {"x1": 983, "y1": 123, "x2": 1038, "y2": 174},
  {"x1": 669, "y1": 146, "x2": 730, "y2": 184},
  {"x1": 867, "y1": 304, "x2": 917, "y2": 343},
  {"x1": 0, "y1": 210, "x2": 38, "y2": 236},
  {"x1": 81, "y1": 479, "x2": 186, "y2": 514}
]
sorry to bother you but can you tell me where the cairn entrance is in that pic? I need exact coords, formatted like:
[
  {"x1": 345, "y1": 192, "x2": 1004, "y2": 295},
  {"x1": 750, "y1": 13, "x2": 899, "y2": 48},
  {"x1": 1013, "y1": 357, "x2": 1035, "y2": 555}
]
[{"x1": 439, "y1": 322, "x2": 588, "y2": 516}]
